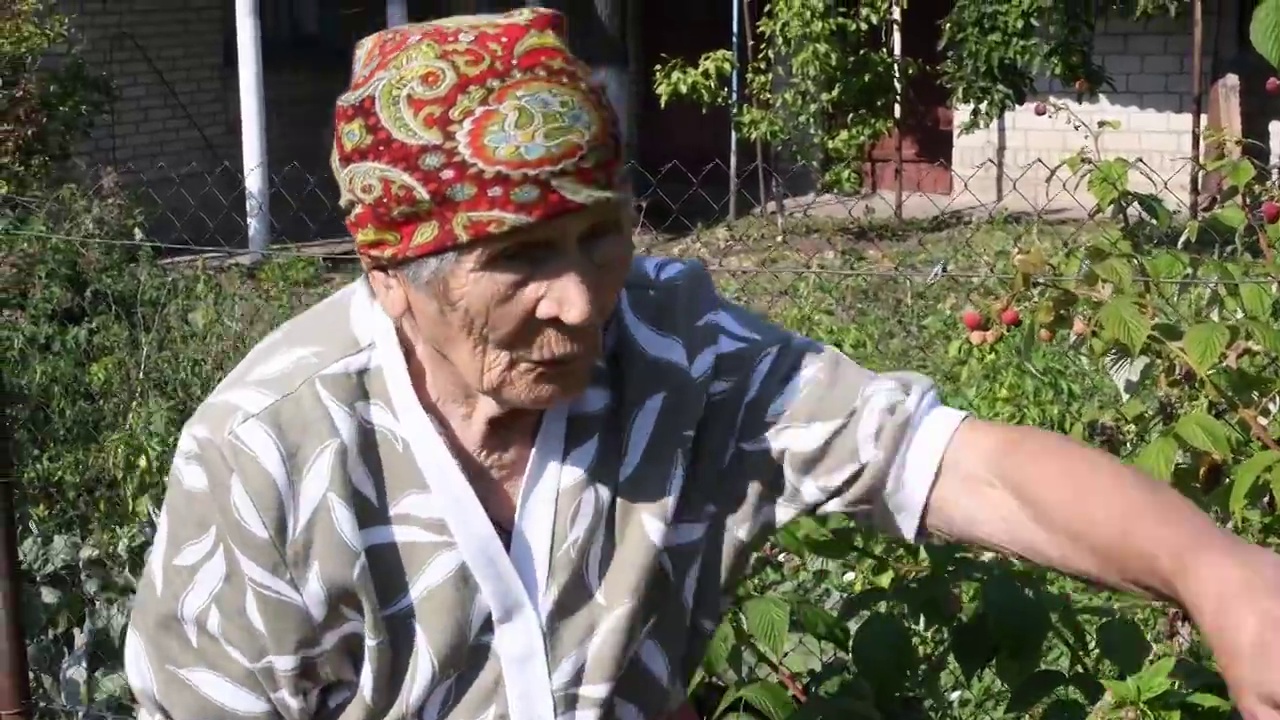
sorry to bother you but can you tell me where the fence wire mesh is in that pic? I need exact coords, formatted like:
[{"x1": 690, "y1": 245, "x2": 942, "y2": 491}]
[{"x1": 4, "y1": 156, "x2": 1276, "y2": 720}]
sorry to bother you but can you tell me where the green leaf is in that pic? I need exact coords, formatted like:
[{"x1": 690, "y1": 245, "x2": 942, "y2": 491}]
[
  {"x1": 1134, "y1": 193, "x2": 1173, "y2": 228},
  {"x1": 1250, "y1": 0, "x2": 1280, "y2": 71},
  {"x1": 1133, "y1": 435, "x2": 1179, "y2": 481},
  {"x1": 980, "y1": 573, "x2": 1050, "y2": 679},
  {"x1": 1182, "y1": 322, "x2": 1230, "y2": 374},
  {"x1": 740, "y1": 596, "x2": 790, "y2": 661},
  {"x1": 951, "y1": 612, "x2": 998, "y2": 680},
  {"x1": 1230, "y1": 450, "x2": 1280, "y2": 518},
  {"x1": 1069, "y1": 672, "x2": 1105, "y2": 703},
  {"x1": 1005, "y1": 669, "x2": 1068, "y2": 714},
  {"x1": 794, "y1": 601, "x2": 850, "y2": 648},
  {"x1": 851, "y1": 612, "x2": 917, "y2": 695},
  {"x1": 1238, "y1": 280, "x2": 1274, "y2": 320},
  {"x1": 1095, "y1": 298, "x2": 1151, "y2": 353},
  {"x1": 1144, "y1": 250, "x2": 1188, "y2": 281},
  {"x1": 1174, "y1": 412, "x2": 1234, "y2": 458},
  {"x1": 1186, "y1": 692, "x2": 1233, "y2": 709},
  {"x1": 1224, "y1": 157, "x2": 1258, "y2": 189},
  {"x1": 1100, "y1": 678, "x2": 1138, "y2": 703},
  {"x1": 1093, "y1": 257, "x2": 1135, "y2": 288},
  {"x1": 1133, "y1": 655, "x2": 1177, "y2": 699},
  {"x1": 1096, "y1": 617, "x2": 1152, "y2": 676},
  {"x1": 1041, "y1": 698, "x2": 1090, "y2": 720},
  {"x1": 1244, "y1": 319, "x2": 1280, "y2": 354},
  {"x1": 1209, "y1": 203, "x2": 1249, "y2": 229},
  {"x1": 1088, "y1": 158, "x2": 1130, "y2": 208},
  {"x1": 714, "y1": 680, "x2": 796, "y2": 720},
  {"x1": 703, "y1": 619, "x2": 735, "y2": 677}
]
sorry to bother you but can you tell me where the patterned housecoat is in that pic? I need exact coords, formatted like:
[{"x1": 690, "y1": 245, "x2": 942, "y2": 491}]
[{"x1": 124, "y1": 257, "x2": 968, "y2": 720}]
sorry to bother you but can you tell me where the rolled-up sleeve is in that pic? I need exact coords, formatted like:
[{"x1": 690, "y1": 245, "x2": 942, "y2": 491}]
[
  {"x1": 705, "y1": 297, "x2": 968, "y2": 543},
  {"x1": 126, "y1": 429, "x2": 319, "y2": 719}
]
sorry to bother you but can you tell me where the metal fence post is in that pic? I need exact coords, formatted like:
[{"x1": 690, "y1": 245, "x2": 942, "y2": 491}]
[{"x1": 0, "y1": 444, "x2": 30, "y2": 720}]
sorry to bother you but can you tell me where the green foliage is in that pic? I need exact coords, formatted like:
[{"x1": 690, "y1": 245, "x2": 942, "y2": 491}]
[
  {"x1": 685, "y1": 134, "x2": 1277, "y2": 719},
  {"x1": 0, "y1": 0, "x2": 112, "y2": 195},
  {"x1": 941, "y1": 0, "x2": 1105, "y2": 133},
  {"x1": 654, "y1": 0, "x2": 901, "y2": 192},
  {"x1": 1250, "y1": 0, "x2": 1280, "y2": 71},
  {"x1": 3, "y1": 181, "x2": 344, "y2": 716},
  {"x1": 650, "y1": 0, "x2": 1196, "y2": 191}
]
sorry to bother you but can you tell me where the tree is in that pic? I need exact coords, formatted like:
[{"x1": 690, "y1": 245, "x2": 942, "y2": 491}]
[{"x1": 651, "y1": 0, "x2": 1223, "y2": 194}]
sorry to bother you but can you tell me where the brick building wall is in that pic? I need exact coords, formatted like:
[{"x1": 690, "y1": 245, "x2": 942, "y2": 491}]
[
  {"x1": 950, "y1": 6, "x2": 1246, "y2": 213},
  {"x1": 58, "y1": 0, "x2": 517, "y2": 249},
  {"x1": 59, "y1": 0, "x2": 366, "y2": 248},
  {"x1": 60, "y1": 0, "x2": 245, "y2": 247},
  {"x1": 60, "y1": 0, "x2": 237, "y2": 172}
]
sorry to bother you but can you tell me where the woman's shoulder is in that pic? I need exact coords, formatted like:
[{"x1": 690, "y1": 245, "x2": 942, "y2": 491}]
[{"x1": 613, "y1": 256, "x2": 810, "y2": 384}]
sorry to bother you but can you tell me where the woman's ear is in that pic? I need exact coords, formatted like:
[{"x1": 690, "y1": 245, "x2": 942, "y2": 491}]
[{"x1": 366, "y1": 267, "x2": 410, "y2": 321}]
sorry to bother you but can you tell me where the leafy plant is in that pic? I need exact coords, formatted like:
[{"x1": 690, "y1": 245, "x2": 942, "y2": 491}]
[
  {"x1": 650, "y1": 0, "x2": 1194, "y2": 193},
  {"x1": 0, "y1": 0, "x2": 112, "y2": 195},
  {"x1": 4, "y1": 181, "x2": 345, "y2": 716},
  {"x1": 654, "y1": 0, "x2": 901, "y2": 192}
]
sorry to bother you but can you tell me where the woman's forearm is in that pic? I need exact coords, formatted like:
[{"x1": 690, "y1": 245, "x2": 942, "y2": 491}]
[{"x1": 921, "y1": 418, "x2": 1244, "y2": 604}]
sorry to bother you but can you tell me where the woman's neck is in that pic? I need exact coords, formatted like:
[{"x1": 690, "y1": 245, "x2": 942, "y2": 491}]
[{"x1": 400, "y1": 330, "x2": 541, "y2": 452}]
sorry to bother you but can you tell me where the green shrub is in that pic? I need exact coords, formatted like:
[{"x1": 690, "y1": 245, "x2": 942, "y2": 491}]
[
  {"x1": 1, "y1": 0, "x2": 111, "y2": 195},
  {"x1": 690, "y1": 147, "x2": 1278, "y2": 718},
  {"x1": 3, "y1": 181, "x2": 345, "y2": 714}
]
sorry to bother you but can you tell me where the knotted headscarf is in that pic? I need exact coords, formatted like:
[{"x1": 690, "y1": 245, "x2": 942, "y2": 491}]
[{"x1": 330, "y1": 8, "x2": 625, "y2": 265}]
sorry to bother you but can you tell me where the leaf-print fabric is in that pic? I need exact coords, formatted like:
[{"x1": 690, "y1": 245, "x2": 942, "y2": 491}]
[{"x1": 126, "y1": 257, "x2": 968, "y2": 720}]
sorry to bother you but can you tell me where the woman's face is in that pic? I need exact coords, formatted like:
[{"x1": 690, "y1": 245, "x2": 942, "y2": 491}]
[{"x1": 370, "y1": 200, "x2": 635, "y2": 410}]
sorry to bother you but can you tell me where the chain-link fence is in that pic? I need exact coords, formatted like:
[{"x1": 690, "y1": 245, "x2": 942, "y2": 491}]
[{"x1": 4, "y1": 156, "x2": 1276, "y2": 719}]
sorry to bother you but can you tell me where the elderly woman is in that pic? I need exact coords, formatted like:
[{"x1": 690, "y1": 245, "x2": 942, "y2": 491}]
[{"x1": 125, "y1": 8, "x2": 1279, "y2": 720}]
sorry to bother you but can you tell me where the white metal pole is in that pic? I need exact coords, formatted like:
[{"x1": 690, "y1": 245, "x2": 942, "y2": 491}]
[
  {"x1": 890, "y1": 0, "x2": 904, "y2": 218},
  {"x1": 387, "y1": 0, "x2": 409, "y2": 26},
  {"x1": 235, "y1": 0, "x2": 270, "y2": 256},
  {"x1": 891, "y1": 0, "x2": 902, "y2": 124},
  {"x1": 728, "y1": 0, "x2": 740, "y2": 219}
]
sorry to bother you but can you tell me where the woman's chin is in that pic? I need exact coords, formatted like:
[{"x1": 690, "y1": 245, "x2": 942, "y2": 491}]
[{"x1": 495, "y1": 363, "x2": 594, "y2": 409}]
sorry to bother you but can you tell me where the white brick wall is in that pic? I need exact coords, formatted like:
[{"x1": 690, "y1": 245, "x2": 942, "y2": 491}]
[
  {"x1": 55, "y1": 0, "x2": 249, "y2": 247},
  {"x1": 60, "y1": 0, "x2": 237, "y2": 172},
  {"x1": 951, "y1": 8, "x2": 1234, "y2": 214},
  {"x1": 58, "y1": 0, "x2": 359, "y2": 246}
]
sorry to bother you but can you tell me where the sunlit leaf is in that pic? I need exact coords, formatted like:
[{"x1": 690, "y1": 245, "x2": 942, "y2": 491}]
[
  {"x1": 1182, "y1": 322, "x2": 1230, "y2": 374},
  {"x1": 1230, "y1": 450, "x2": 1280, "y2": 519},
  {"x1": 1096, "y1": 298, "x2": 1151, "y2": 354},
  {"x1": 1133, "y1": 435, "x2": 1179, "y2": 481},
  {"x1": 1174, "y1": 412, "x2": 1234, "y2": 458},
  {"x1": 740, "y1": 596, "x2": 790, "y2": 662},
  {"x1": 1250, "y1": 0, "x2": 1280, "y2": 71}
]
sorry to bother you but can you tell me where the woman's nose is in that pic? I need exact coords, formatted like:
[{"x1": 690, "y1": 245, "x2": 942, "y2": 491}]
[{"x1": 537, "y1": 269, "x2": 593, "y2": 326}]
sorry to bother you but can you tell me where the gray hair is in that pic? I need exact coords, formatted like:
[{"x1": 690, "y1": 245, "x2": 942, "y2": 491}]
[{"x1": 398, "y1": 250, "x2": 459, "y2": 288}]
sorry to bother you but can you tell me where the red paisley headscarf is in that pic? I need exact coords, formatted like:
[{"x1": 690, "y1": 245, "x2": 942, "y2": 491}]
[{"x1": 330, "y1": 8, "x2": 625, "y2": 265}]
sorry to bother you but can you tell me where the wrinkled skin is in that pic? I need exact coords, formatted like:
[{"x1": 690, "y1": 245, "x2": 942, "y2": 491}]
[{"x1": 367, "y1": 200, "x2": 636, "y2": 416}]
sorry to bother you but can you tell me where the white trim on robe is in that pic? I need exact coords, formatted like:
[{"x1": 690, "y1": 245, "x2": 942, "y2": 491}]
[
  {"x1": 362, "y1": 284, "x2": 560, "y2": 720},
  {"x1": 886, "y1": 397, "x2": 970, "y2": 540},
  {"x1": 510, "y1": 408, "x2": 568, "y2": 624}
]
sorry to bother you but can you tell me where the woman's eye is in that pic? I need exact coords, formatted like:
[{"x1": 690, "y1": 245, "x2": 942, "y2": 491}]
[
  {"x1": 495, "y1": 241, "x2": 558, "y2": 266},
  {"x1": 580, "y1": 231, "x2": 622, "y2": 259}
]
